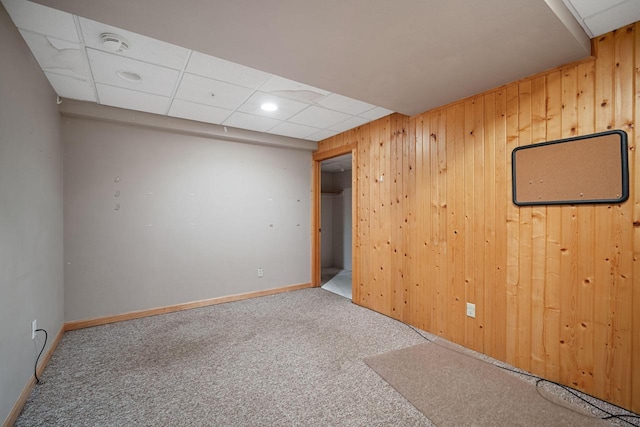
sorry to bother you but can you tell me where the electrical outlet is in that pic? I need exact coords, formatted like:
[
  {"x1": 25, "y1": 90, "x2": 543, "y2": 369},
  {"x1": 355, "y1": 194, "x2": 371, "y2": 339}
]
[
  {"x1": 466, "y1": 303, "x2": 476, "y2": 318},
  {"x1": 257, "y1": 268, "x2": 264, "y2": 278},
  {"x1": 31, "y1": 319, "x2": 37, "y2": 340}
]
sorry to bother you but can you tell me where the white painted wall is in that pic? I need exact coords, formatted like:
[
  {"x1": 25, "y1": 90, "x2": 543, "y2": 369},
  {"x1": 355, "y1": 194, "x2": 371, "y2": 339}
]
[
  {"x1": 338, "y1": 188, "x2": 352, "y2": 270},
  {"x1": 320, "y1": 171, "x2": 352, "y2": 270},
  {"x1": 63, "y1": 117, "x2": 312, "y2": 321},
  {"x1": 0, "y1": 5, "x2": 64, "y2": 423},
  {"x1": 320, "y1": 194, "x2": 334, "y2": 268}
]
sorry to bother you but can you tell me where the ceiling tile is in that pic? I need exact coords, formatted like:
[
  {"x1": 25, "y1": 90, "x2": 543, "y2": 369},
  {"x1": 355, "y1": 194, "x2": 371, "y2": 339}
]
[
  {"x1": 237, "y1": 91, "x2": 308, "y2": 121},
  {"x1": 168, "y1": 99, "x2": 232, "y2": 125},
  {"x1": 566, "y1": 0, "x2": 627, "y2": 19},
  {"x1": 96, "y1": 84, "x2": 171, "y2": 115},
  {"x1": 174, "y1": 73, "x2": 254, "y2": 110},
  {"x1": 317, "y1": 93, "x2": 375, "y2": 115},
  {"x1": 3, "y1": 0, "x2": 399, "y2": 143},
  {"x1": 87, "y1": 49, "x2": 180, "y2": 97},
  {"x1": 45, "y1": 72, "x2": 96, "y2": 101},
  {"x1": 329, "y1": 116, "x2": 371, "y2": 133},
  {"x1": 583, "y1": 0, "x2": 640, "y2": 36},
  {"x1": 321, "y1": 154, "x2": 352, "y2": 173},
  {"x1": 306, "y1": 129, "x2": 340, "y2": 142},
  {"x1": 223, "y1": 112, "x2": 280, "y2": 133},
  {"x1": 258, "y1": 75, "x2": 329, "y2": 104},
  {"x1": 289, "y1": 106, "x2": 351, "y2": 128},
  {"x1": 79, "y1": 17, "x2": 190, "y2": 70},
  {"x1": 1, "y1": 0, "x2": 79, "y2": 42},
  {"x1": 268, "y1": 122, "x2": 320, "y2": 139},
  {"x1": 186, "y1": 51, "x2": 270, "y2": 89},
  {"x1": 359, "y1": 106, "x2": 394, "y2": 121},
  {"x1": 19, "y1": 30, "x2": 90, "y2": 80}
]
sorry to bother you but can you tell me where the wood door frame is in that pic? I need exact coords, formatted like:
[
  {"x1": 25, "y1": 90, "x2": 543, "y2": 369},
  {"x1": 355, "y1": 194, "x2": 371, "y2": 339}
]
[{"x1": 311, "y1": 142, "x2": 358, "y2": 290}]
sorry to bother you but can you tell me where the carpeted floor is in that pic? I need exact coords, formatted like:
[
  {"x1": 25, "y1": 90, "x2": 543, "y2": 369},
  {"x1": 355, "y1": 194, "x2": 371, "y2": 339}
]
[
  {"x1": 16, "y1": 288, "x2": 639, "y2": 426},
  {"x1": 17, "y1": 289, "x2": 430, "y2": 426}
]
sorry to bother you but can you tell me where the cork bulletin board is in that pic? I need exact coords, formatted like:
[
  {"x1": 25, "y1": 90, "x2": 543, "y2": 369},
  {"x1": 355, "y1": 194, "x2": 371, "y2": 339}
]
[{"x1": 512, "y1": 130, "x2": 629, "y2": 206}]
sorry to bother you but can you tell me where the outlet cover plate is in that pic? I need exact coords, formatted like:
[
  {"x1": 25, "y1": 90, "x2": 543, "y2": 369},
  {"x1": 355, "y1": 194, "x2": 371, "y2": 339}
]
[{"x1": 466, "y1": 303, "x2": 476, "y2": 318}]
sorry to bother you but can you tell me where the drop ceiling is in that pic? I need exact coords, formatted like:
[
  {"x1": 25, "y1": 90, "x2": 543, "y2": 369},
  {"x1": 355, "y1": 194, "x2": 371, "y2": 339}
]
[
  {"x1": 3, "y1": 0, "x2": 640, "y2": 143},
  {"x1": 321, "y1": 154, "x2": 353, "y2": 174},
  {"x1": 1, "y1": 0, "x2": 393, "y2": 142},
  {"x1": 562, "y1": 0, "x2": 640, "y2": 37}
]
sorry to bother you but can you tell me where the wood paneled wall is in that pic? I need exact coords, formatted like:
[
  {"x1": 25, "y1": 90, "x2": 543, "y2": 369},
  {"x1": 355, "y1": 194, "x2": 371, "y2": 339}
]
[{"x1": 315, "y1": 23, "x2": 639, "y2": 412}]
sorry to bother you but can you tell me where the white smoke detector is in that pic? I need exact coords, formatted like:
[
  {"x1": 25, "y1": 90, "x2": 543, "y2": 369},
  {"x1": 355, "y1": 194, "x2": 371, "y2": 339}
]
[{"x1": 100, "y1": 33, "x2": 130, "y2": 53}]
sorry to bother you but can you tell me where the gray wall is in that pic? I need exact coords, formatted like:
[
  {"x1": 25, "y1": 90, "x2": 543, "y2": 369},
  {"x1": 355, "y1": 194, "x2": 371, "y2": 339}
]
[
  {"x1": 63, "y1": 117, "x2": 312, "y2": 321},
  {"x1": 0, "y1": 5, "x2": 64, "y2": 424},
  {"x1": 320, "y1": 171, "x2": 352, "y2": 270},
  {"x1": 320, "y1": 194, "x2": 334, "y2": 268},
  {"x1": 335, "y1": 187, "x2": 352, "y2": 270}
]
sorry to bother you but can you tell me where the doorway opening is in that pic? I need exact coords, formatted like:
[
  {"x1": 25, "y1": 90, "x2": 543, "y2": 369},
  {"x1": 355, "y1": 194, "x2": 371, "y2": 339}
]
[{"x1": 319, "y1": 153, "x2": 352, "y2": 299}]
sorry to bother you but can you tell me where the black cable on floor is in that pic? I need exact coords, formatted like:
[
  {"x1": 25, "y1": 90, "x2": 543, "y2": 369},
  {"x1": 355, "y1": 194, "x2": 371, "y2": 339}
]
[
  {"x1": 403, "y1": 322, "x2": 640, "y2": 426},
  {"x1": 34, "y1": 328, "x2": 48, "y2": 384}
]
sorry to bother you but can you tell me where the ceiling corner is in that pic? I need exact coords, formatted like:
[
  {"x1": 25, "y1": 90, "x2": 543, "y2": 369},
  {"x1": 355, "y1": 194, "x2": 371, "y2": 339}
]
[{"x1": 546, "y1": 0, "x2": 593, "y2": 53}]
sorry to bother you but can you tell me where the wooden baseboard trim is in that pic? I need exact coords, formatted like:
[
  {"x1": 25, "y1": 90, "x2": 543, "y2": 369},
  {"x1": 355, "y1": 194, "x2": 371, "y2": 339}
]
[
  {"x1": 3, "y1": 326, "x2": 64, "y2": 427},
  {"x1": 64, "y1": 282, "x2": 313, "y2": 331}
]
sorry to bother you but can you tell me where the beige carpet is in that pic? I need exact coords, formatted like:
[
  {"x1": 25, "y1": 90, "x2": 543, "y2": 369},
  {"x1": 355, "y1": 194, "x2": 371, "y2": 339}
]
[
  {"x1": 16, "y1": 289, "x2": 433, "y2": 426},
  {"x1": 365, "y1": 342, "x2": 609, "y2": 427}
]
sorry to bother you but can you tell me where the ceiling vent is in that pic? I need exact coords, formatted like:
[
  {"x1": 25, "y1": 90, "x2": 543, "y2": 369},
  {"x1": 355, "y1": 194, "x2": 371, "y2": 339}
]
[{"x1": 100, "y1": 33, "x2": 130, "y2": 53}]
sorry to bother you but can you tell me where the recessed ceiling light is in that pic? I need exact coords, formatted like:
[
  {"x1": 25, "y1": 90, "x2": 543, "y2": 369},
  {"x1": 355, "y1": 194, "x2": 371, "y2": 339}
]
[
  {"x1": 261, "y1": 102, "x2": 278, "y2": 112},
  {"x1": 116, "y1": 70, "x2": 142, "y2": 83},
  {"x1": 100, "y1": 33, "x2": 130, "y2": 53}
]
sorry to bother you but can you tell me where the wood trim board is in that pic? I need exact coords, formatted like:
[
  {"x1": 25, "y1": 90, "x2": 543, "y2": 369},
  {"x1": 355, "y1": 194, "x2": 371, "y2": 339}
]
[
  {"x1": 313, "y1": 142, "x2": 357, "y2": 162},
  {"x1": 311, "y1": 141, "x2": 358, "y2": 294},
  {"x1": 64, "y1": 282, "x2": 312, "y2": 331}
]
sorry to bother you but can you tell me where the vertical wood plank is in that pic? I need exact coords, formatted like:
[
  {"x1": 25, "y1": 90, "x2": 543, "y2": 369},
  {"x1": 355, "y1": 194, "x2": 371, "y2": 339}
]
[
  {"x1": 405, "y1": 116, "x2": 417, "y2": 325},
  {"x1": 423, "y1": 111, "x2": 438, "y2": 330},
  {"x1": 351, "y1": 132, "x2": 359, "y2": 304},
  {"x1": 544, "y1": 70, "x2": 563, "y2": 382},
  {"x1": 311, "y1": 158, "x2": 321, "y2": 287},
  {"x1": 436, "y1": 110, "x2": 449, "y2": 337},
  {"x1": 399, "y1": 117, "x2": 412, "y2": 325},
  {"x1": 611, "y1": 23, "x2": 634, "y2": 408},
  {"x1": 448, "y1": 104, "x2": 464, "y2": 343},
  {"x1": 632, "y1": 21, "x2": 640, "y2": 414},
  {"x1": 391, "y1": 115, "x2": 404, "y2": 319},
  {"x1": 418, "y1": 113, "x2": 431, "y2": 331},
  {"x1": 413, "y1": 113, "x2": 425, "y2": 329},
  {"x1": 378, "y1": 116, "x2": 391, "y2": 315},
  {"x1": 530, "y1": 76, "x2": 547, "y2": 375},
  {"x1": 575, "y1": 60, "x2": 596, "y2": 393},
  {"x1": 442, "y1": 106, "x2": 453, "y2": 341},
  {"x1": 593, "y1": 30, "x2": 616, "y2": 404},
  {"x1": 472, "y1": 96, "x2": 485, "y2": 353},
  {"x1": 505, "y1": 84, "x2": 520, "y2": 366},
  {"x1": 361, "y1": 125, "x2": 372, "y2": 305},
  {"x1": 517, "y1": 80, "x2": 533, "y2": 371},
  {"x1": 463, "y1": 99, "x2": 475, "y2": 349},
  {"x1": 494, "y1": 88, "x2": 508, "y2": 362},
  {"x1": 369, "y1": 119, "x2": 381, "y2": 311},
  {"x1": 483, "y1": 91, "x2": 497, "y2": 358},
  {"x1": 559, "y1": 65, "x2": 579, "y2": 389}
]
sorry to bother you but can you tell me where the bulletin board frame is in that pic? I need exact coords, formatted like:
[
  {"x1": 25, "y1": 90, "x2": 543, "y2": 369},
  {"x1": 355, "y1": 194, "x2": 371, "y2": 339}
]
[{"x1": 511, "y1": 130, "x2": 629, "y2": 206}]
